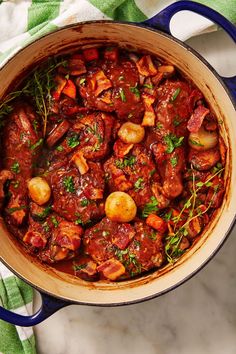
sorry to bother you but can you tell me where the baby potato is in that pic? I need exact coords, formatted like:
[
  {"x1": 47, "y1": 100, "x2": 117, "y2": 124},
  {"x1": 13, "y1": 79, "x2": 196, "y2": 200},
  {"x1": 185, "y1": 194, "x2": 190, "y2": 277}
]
[
  {"x1": 105, "y1": 191, "x2": 137, "y2": 222},
  {"x1": 28, "y1": 177, "x2": 51, "y2": 205},
  {"x1": 118, "y1": 122, "x2": 145, "y2": 144},
  {"x1": 189, "y1": 126, "x2": 218, "y2": 151}
]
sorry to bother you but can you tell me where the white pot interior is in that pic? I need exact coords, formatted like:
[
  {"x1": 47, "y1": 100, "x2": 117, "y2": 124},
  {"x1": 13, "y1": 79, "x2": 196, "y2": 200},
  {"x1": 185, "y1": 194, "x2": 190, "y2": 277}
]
[{"x1": 0, "y1": 22, "x2": 235, "y2": 305}]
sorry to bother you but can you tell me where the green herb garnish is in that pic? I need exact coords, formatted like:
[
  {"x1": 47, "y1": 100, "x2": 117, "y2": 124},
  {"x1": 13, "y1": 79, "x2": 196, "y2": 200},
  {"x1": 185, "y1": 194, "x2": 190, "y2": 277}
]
[
  {"x1": 189, "y1": 139, "x2": 204, "y2": 147},
  {"x1": 173, "y1": 116, "x2": 181, "y2": 126},
  {"x1": 156, "y1": 122, "x2": 163, "y2": 129},
  {"x1": 115, "y1": 155, "x2": 136, "y2": 169},
  {"x1": 81, "y1": 199, "x2": 89, "y2": 207},
  {"x1": 134, "y1": 177, "x2": 144, "y2": 191},
  {"x1": 142, "y1": 196, "x2": 159, "y2": 218},
  {"x1": 79, "y1": 78, "x2": 86, "y2": 85},
  {"x1": 56, "y1": 145, "x2": 64, "y2": 152},
  {"x1": 35, "y1": 205, "x2": 52, "y2": 220},
  {"x1": 12, "y1": 180, "x2": 20, "y2": 189},
  {"x1": 74, "y1": 264, "x2": 87, "y2": 271},
  {"x1": 129, "y1": 86, "x2": 140, "y2": 98},
  {"x1": 11, "y1": 162, "x2": 20, "y2": 174},
  {"x1": 119, "y1": 88, "x2": 126, "y2": 102},
  {"x1": 149, "y1": 169, "x2": 156, "y2": 177},
  {"x1": 30, "y1": 138, "x2": 43, "y2": 150},
  {"x1": 67, "y1": 134, "x2": 80, "y2": 148},
  {"x1": 164, "y1": 134, "x2": 184, "y2": 153},
  {"x1": 51, "y1": 216, "x2": 59, "y2": 227},
  {"x1": 143, "y1": 83, "x2": 154, "y2": 89},
  {"x1": 63, "y1": 176, "x2": 75, "y2": 193},
  {"x1": 7, "y1": 205, "x2": 27, "y2": 214},
  {"x1": 170, "y1": 87, "x2": 181, "y2": 102},
  {"x1": 170, "y1": 156, "x2": 178, "y2": 167}
]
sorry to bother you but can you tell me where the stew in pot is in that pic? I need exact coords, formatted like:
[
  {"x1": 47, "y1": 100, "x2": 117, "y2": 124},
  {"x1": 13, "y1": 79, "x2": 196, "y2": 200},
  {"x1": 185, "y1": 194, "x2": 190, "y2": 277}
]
[{"x1": 0, "y1": 46, "x2": 226, "y2": 281}]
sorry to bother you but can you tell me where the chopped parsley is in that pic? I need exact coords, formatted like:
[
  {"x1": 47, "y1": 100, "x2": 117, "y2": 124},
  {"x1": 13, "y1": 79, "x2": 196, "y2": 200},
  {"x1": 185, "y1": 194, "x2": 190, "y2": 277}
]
[
  {"x1": 79, "y1": 78, "x2": 86, "y2": 85},
  {"x1": 81, "y1": 199, "x2": 89, "y2": 207},
  {"x1": 115, "y1": 155, "x2": 136, "y2": 169},
  {"x1": 35, "y1": 205, "x2": 52, "y2": 220},
  {"x1": 30, "y1": 138, "x2": 43, "y2": 150},
  {"x1": 42, "y1": 222, "x2": 50, "y2": 232},
  {"x1": 74, "y1": 213, "x2": 83, "y2": 225},
  {"x1": 74, "y1": 264, "x2": 87, "y2": 271},
  {"x1": 189, "y1": 139, "x2": 204, "y2": 147},
  {"x1": 92, "y1": 142, "x2": 101, "y2": 152},
  {"x1": 12, "y1": 180, "x2": 20, "y2": 189},
  {"x1": 170, "y1": 87, "x2": 181, "y2": 102},
  {"x1": 149, "y1": 169, "x2": 156, "y2": 177},
  {"x1": 164, "y1": 134, "x2": 184, "y2": 153},
  {"x1": 33, "y1": 120, "x2": 39, "y2": 132},
  {"x1": 142, "y1": 196, "x2": 159, "y2": 218},
  {"x1": 119, "y1": 88, "x2": 126, "y2": 102},
  {"x1": 118, "y1": 75, "x2": 125, "y2": 81},
  {"x1": 67, "y1": 134, "x2": 80, "y2": 148},
  {"x1": 63, "y1": 176, "x2": 75, "y2": 193},
  {"x1": 156, "y1": 122, "x2": 163, "y2": 129},
  {"x1": 7, "y1": 205, "x2": 27, "y2": 214},
  {"x1": 51, "y1": 216, "x2": 59, "y2": 228},
  {"x1": 173, "y1": 116, "x2": 181, "y2": 126},
  {"x1": 134, "y1": 177, "x2": 144, "y2": 191},
  {"x1": 56, "y1": 145, "x2": 64, "y2": 151},
  {"x1": 11, "y1": 162, "x2": 20, "y2": 174},
  {"x1": 102, "y1": 230, "x2": 110, "y2": 237},
  {"x1": 149, "y1": 232, "x2": 157, "y2": 241},
  {"x1": 143, "y1": 83, "x2": 154, "y2": 89},
  {"x1": 163, "y1": 210, "x2": 173, "y2": 221},
  {"x1": 170, "y1": 156, "x2": 178, "y2": 167},
  {"x1": 129, "y1": 86, "x2": 140, "y2": 98}
]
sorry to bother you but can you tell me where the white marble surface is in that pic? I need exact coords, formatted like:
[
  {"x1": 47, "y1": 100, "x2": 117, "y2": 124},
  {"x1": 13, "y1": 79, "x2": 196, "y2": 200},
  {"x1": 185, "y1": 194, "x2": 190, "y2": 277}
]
[{"x1": 34, "y1": 29, "x2": 236, "y2": 354}]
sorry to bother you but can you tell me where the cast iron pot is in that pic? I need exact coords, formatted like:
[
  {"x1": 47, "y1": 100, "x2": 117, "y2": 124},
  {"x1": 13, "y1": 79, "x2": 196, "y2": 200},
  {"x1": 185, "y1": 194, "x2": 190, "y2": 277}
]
[{"x1": 0, "y1": 1, "x2": 235, "y2": 326}]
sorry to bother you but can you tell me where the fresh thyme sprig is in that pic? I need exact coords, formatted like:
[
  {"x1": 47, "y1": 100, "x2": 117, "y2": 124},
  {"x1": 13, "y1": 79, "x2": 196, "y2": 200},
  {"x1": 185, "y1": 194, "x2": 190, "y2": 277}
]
[
  {"x1": 0, "y1": 57, "x2": 67, "y2": 135},
  {"x1": 165, "y1": 166, "x2": 224, "y2": 263},
  {"x1": 172, "y1": 166, "x2": 224, "y2": 231},
  {"x1": 23, "y1": 58, "x2": 67, "y2": 136}
]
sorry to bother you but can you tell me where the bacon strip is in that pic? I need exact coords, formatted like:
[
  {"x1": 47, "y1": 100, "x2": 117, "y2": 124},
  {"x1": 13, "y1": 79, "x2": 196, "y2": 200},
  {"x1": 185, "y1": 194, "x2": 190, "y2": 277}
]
[
  {"x1": 97, "y1": 258, "x2": 125, "y2": 280},
  {"x1": 187, "y1": 105, "x2": 210, "y2": 133}
]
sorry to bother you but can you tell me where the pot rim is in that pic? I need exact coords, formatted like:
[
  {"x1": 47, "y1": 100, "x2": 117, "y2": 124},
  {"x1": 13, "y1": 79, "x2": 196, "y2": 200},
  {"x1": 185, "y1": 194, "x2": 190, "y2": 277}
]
[{"x1": 0, "y1": 20, "x2": 235, "y2": 306}]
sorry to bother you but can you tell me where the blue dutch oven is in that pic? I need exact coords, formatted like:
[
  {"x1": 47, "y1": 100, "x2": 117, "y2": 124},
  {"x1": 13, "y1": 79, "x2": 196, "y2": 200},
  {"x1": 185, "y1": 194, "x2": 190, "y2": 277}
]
[{"x1": 0, "y1": 1, "x2": 235, "y2": 326}]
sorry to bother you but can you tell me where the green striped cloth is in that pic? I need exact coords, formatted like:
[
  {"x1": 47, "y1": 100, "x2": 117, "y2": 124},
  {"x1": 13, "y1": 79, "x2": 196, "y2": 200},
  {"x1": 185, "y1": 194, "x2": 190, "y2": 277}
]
[{"x1": 0, "y1": 1, "x2": 235, "y2": 354}]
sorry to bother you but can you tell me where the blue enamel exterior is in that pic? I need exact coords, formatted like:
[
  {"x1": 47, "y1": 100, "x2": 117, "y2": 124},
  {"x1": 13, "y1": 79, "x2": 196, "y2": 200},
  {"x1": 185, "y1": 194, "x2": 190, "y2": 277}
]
[
  {"x1": 0, "y1": 293, "x2": 70, "y2": 327},
  {"x1": 143, "y1": 0, "x2": 236, "y2": 102},
  {"x1": 0, "y1": 1, "x2": 235, "y2": 327}
]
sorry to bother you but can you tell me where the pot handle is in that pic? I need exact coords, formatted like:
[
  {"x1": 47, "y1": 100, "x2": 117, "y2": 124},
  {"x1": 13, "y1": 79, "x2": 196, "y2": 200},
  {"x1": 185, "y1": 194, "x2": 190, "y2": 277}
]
[
  {"x1": 0, "y1": 292, "x2": 70, "y2": 326},
  {"x1": 142, "y1": 0, "x2": 236, "y2": 102}
]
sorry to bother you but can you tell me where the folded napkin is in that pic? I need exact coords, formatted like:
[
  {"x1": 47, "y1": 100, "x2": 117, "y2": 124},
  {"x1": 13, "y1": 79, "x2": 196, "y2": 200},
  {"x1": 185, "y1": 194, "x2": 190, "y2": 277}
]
[
  {"x1": 0, "y1": 264, "x2": 35, "y2": 354},
  {"x1": 0, "y1": 1, "x2": 235, "y2": 354}
]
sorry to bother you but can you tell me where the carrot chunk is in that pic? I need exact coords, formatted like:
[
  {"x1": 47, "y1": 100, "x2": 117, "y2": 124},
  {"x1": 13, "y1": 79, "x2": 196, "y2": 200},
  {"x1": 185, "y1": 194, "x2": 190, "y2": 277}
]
[
  {"x1": 62, "y1": 79, "x2": 77, "y2": 99},
  {"x1": 52, "y1": 75, "x2": 67, "y2": 101},
  {"x1": 146, "y1": 214, "x2": 167, "y2": 234}
]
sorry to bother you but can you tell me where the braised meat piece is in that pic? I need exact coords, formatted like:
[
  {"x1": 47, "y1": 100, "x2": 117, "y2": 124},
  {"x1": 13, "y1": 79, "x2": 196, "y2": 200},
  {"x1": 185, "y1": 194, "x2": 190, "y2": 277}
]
[
  {"x1": 48, "y1": 112, "x2": 114, "y2": 168},
  {"x1": 2, "y1": 103, "x2": 41, "y2": 225},
  {"x1": 104, "y1": 145, "x2": 160, "y2": 208},
  {"x1": 83, "y1": 217, "x2": 164, "y2": 280},
  {"x1": 23, "y1": 202, "x2": 83, "y2": 263},
  {"x1": 51, "y1": 163, "x2": 105, "y2": 224},
  {"x1": 154, "y1": 80, "x2": 202, "y2": 139},
  {"x1": 77, "y1": 59, "x2": 144, "y2": 122},
  {"x1": 106, "y1": 60, "x2": 145, "y2": 122}
]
